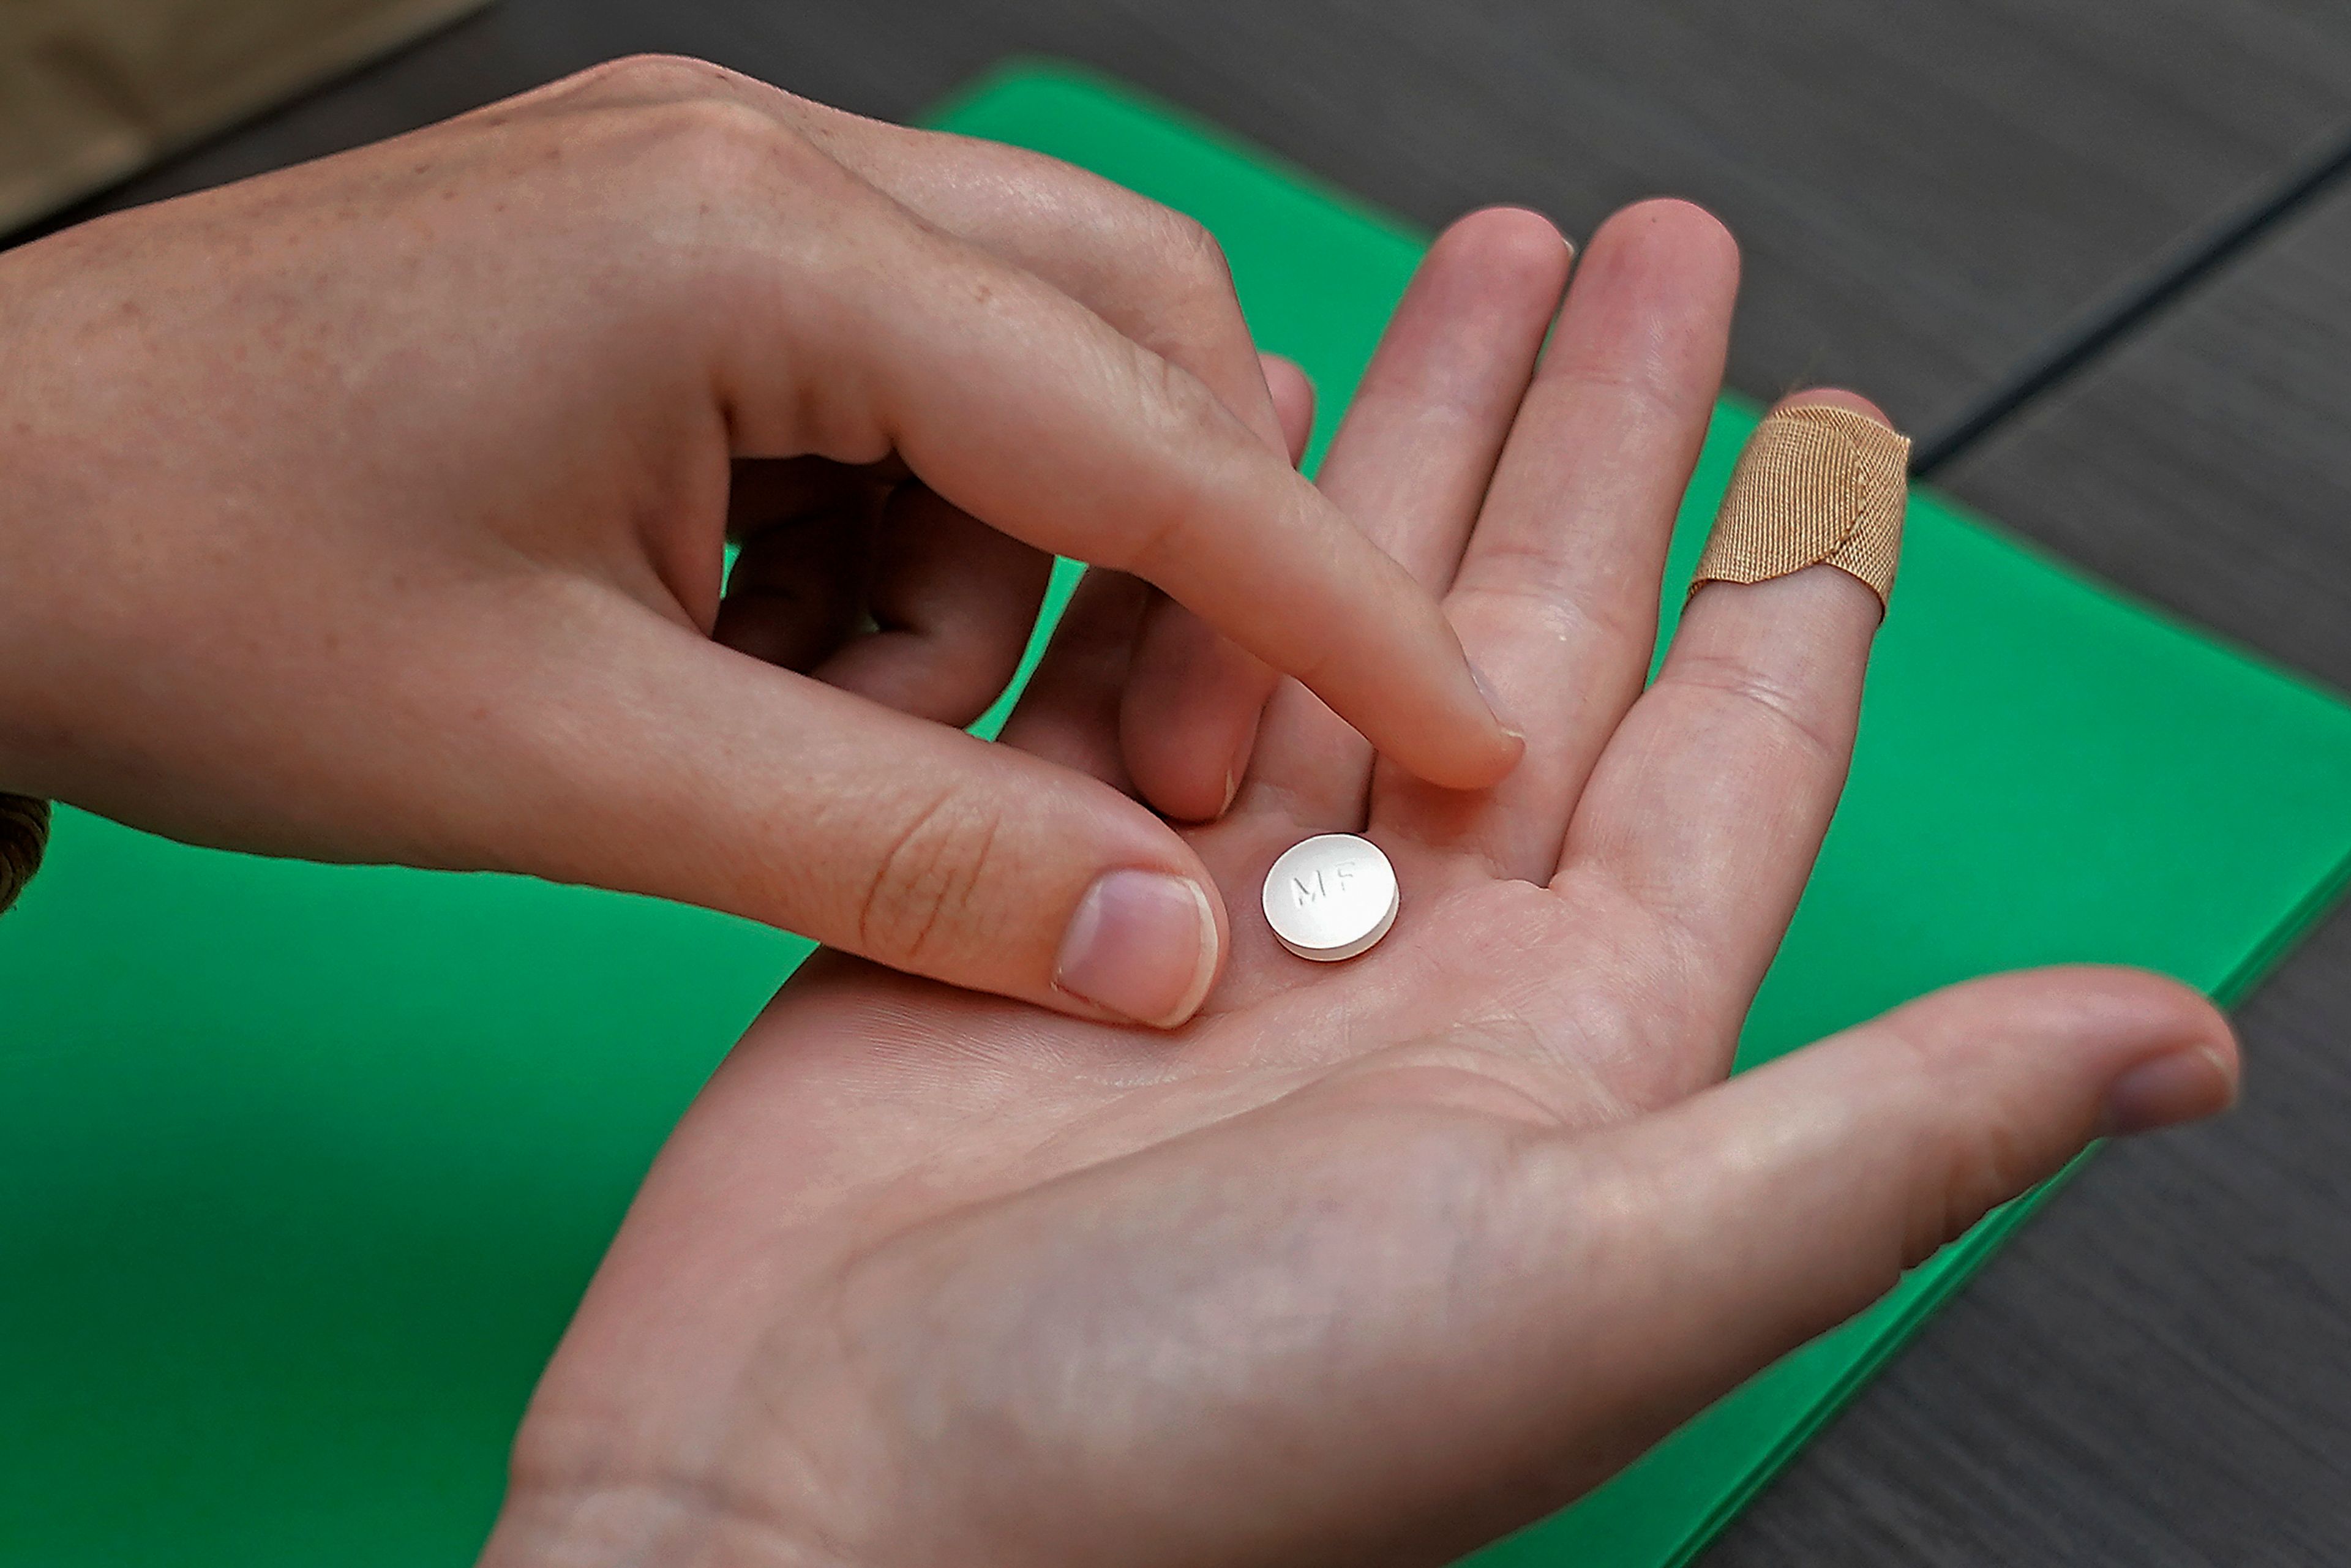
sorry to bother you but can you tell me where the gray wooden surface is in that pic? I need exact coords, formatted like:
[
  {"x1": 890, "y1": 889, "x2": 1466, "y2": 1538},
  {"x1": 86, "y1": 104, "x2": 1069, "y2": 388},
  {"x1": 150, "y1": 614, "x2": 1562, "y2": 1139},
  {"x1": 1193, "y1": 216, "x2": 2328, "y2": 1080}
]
[
  {"x1": 45, "y1": 0, "x2": 2351, "y2": 443},
  {"x1": 1943, "y1": 186, "x2": 2351, "y2": 705},
  {"x1": 23, "y1": 2, "x2": 2351, "y2": 1562}
]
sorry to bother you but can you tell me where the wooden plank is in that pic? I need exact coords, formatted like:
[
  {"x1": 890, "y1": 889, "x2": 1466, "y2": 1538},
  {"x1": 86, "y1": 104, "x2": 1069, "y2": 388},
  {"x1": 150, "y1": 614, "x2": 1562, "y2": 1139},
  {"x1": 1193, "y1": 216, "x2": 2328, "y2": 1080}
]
[
  {"x1": 31, "y1": 0, "x2": 2351, "y2": 438},
  {"x1": 1939, "y1": 188, "x2": 2351, "y2": 699},
  {"x1": 0, "y1": 0, "x2": 491, "y2": 231}
]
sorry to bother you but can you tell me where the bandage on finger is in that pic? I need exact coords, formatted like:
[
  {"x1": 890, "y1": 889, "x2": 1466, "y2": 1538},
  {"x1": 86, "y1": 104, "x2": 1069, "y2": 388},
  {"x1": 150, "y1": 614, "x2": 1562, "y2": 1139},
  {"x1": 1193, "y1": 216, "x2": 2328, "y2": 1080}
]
[{"x1": 1690, "y1": 404, "x2": 1911, "y2": 609}]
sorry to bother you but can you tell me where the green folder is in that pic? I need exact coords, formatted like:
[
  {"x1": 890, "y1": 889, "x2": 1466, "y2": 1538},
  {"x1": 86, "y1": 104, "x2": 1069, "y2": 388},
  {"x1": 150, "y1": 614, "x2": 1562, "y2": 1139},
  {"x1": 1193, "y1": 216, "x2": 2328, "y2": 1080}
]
[{"x1": 6, "y1": 59, "x2": 2351, "y2": 1568}]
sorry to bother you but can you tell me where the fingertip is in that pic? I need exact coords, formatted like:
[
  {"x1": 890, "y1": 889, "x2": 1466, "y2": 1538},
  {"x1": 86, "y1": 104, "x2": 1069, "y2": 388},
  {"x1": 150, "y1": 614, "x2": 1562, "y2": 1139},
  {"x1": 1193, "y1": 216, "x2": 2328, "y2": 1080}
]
[
  {"x1": 1457, "y1": 662, "x2": 1529, "y2": 786},
  {"x1": 1367, "y1": 651, "x2": 1527, "y2": 795},
  {"x1": 1120, "y1": 602, "x2": 1277, "y2": 822},
  {"x1": 1962, "y1": 964, "x2": 2235, "y2": 1062},
  {"x1": 1898, "y1": 964, "x2": 2240, "y2": 1136},
  {"x1": 1051, "y1": 861, "x2": 1226, "y2": 1030},
  {"x1": 1122, "y1": 703, "x2": 1265, "y2": 823},
  {"x1": 2101, "y1": 1041, "x2": 2239, "y2": 1137},
  {"x1": 1409, "y1": 712, "x2": 1526, "y2": 794},
  {"x1": 1412, "y1": 208, "x2": 1576, "y2": 373},
  {"x1": 1594, "y1": 197, "x2": 1740, "y2": 271},
  {"x1": 1548, "y1": 199, "x2": 1739, "y2": 397},
  {"x1": 2028, "y1": 964, "x2": 2241, "y2": 1129},
  {"x1": 1775, "y1": 386, "x2": 1894, "y2": 430},
  {"x1": 1439, "y1": 204, "x2": 1576, "y2": 283},
  {"x1": 1483, "y1": 711, "x2": 1531, "y2": 782}
]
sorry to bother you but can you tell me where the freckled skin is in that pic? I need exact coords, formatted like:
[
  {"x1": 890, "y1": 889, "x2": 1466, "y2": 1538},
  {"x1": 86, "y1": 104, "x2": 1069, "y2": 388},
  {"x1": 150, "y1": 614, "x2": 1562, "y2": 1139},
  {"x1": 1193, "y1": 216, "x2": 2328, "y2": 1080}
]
[{"x1": 0, "y1": 54, "x2": 1509, "y2": 1022}]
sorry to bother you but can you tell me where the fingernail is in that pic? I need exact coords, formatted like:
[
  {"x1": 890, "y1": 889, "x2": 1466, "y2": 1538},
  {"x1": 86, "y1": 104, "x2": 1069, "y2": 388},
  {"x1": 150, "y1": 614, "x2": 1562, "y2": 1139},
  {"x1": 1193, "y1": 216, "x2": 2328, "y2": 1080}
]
[
  {"x1": 1471, "y1": 665, "x2": 1526, "y2": 748},
  {"x1": 1220, "y1": 763, "x2": 1242, "y2": 817},
  {"x1": 2099, "y1": 1045, "x2": 2238, "y2": 1137},
  {"x1": 1054, "y1": 869, "x2": 1218, "y2": 1029}
]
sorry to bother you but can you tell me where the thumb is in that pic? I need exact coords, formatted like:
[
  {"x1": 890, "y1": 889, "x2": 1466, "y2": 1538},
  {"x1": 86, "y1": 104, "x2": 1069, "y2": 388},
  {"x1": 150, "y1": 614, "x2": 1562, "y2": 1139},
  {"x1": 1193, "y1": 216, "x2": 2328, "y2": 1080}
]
[
  {"x1": 459, "y1": 602, "x2": 1226, "y2": 1029},
  {"x1": 1537, "y1": 966, "x2": 2236, "y2": 1485}
]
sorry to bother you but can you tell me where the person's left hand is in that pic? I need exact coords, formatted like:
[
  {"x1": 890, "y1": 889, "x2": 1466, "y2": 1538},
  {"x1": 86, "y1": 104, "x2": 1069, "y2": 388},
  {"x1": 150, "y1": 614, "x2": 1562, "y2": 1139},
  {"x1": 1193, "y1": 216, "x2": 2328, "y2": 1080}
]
[{"x1": 478, "y1": 201, "x2": 2238, "y2": 1568}]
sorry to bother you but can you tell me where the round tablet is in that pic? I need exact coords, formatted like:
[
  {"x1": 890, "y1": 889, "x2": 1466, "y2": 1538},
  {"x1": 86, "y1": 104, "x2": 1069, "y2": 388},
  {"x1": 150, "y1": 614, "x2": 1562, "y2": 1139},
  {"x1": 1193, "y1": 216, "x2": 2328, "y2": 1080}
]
[{"x1": 1261, "y1": 834, "x2": 1400, "y2": 962}]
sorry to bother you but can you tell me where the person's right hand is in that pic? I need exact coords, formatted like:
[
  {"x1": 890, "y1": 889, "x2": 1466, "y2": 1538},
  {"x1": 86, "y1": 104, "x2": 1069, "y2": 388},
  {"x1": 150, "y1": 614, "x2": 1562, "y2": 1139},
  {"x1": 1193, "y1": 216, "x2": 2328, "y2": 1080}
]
[{"x1": 0, "y1": 56, "x2": 1516, "y2": 1026}]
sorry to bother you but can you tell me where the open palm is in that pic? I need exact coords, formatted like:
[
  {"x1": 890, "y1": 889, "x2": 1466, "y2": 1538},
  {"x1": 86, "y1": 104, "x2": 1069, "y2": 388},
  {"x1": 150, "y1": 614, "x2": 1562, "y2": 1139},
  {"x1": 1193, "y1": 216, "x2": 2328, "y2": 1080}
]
[{"x1": 482, "y1": 203, "x2": 2234, "y2": 1568}]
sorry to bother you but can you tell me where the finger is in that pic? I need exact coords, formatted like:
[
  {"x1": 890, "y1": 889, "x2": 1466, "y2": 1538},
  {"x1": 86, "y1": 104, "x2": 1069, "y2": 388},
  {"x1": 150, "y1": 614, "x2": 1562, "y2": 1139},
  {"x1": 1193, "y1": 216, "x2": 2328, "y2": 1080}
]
[
  {"x1": 797, "y1": 86, "x2": 1298, "y2": 818},
  {"x1": 1373, "y1": 201, "x2": 1739, "y2": 880},
  {"x1": 1261, "y1": 353, "x2": 1317, "y2": 458},
  {"x1": 992, "y1": 366, "x2": 1311, "y2": 798},
  {"x1": 1237, "y1": 209, "x2": 1572, "y2": 827},
  {"x1": 813, "y1": 483, "x2": 1056, "y2": 726},
  {"x1": 1505, "y1": 966, "x2": 2236, "y2": 1499},
  {"x1": 469, "y1": 593, "x2": 1228, "y2": 1029},
  {"x1": 1554, "y1": 390, "x2": 1899, "y2": 1082},
  {"x1": 994, "y1": 568, "x2": 1151, "y2": 793},
  {"x1": 804, "y1": 94, "x2": 1301, "y2": 820},
  {"x1": 711, "y1": 156, "x2": 1520, "y2": 792},
  {"x1": 798, "y1": 112, "x2": 1292, "y2": 438},
  {"x1": 583, "y1": 59, "x2": 1305, "y2": 818},
  {"x1": 596, "y1": 60, "x2": 1294, "y2": 448},
  {"x1": 1118, "y1": 355, "x2": 1319, "y2": 820},
  {"x1": 549, "y1": 59, "x2": 1514, "y2": 785}
]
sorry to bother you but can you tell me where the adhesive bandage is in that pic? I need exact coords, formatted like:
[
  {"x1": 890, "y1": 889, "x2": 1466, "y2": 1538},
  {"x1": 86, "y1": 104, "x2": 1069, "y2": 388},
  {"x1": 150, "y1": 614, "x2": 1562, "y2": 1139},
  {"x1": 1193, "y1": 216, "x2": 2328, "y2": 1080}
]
[{"x1": 1690, "y1": 403, "x2": 1911, "y2": 609}]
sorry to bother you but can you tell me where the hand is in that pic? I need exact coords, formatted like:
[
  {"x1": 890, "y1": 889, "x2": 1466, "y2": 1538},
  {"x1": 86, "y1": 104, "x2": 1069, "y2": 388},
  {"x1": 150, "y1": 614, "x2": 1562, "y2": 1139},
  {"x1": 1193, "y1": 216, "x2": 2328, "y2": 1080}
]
[
  {"x1": 0, "y1": 55, "x2": 1515, "y2": 1025},
  {"x1": 478, "y1": 203, "x2": 2238, "y2": 1568}
]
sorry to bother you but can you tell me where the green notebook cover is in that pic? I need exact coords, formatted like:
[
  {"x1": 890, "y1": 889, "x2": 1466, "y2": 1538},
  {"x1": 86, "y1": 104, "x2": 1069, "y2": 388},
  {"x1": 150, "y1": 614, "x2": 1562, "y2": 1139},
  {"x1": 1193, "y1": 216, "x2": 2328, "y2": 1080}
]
[{"x1": 5, "y1": 59, "x2": 2351, "y2": 1568}]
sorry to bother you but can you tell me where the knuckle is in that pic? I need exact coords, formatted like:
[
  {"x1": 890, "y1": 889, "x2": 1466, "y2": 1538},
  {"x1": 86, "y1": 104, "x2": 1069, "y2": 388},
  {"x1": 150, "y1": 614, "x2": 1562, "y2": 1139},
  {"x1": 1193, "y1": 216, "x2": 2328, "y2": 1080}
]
[
  {"x1": 1875, "y1": 1008, "x2": 2044, "y2": 1270},
  {"x1": 1138, "y1": 337, "x2": 1223, "y2": 427},
  {"x1": 1134, "y1": 209, "x2": 1249, "y2": 361},
  {"x1": 1908, "y1": 1113, "x2": 2035, "y2": 1270},
  {"x1": 1665, "y1": 651, "x2": 1845, "y2": 769},
  {"x1": 562, "y1": 61, "x2": 834, "y2": 208},
  {"x1": 1150, "y1": 208, "x2": 1235, "y2": 296},
  {"x1": 574, "y1": 52, "x2": 743, "y2": 103},
  {"x1": 1140, "y1": 334, "x2": 1240, "y2": 440},
  {"x1": 1092, "y1": 205, "x2": 1249, "y2": 373},
  {"x1": 643, "y1": 96, "x2": 805, "y2": 189},
  {"x1": 857, "y1": 788, "x2": 1006, "y2": 966},
  {"x1": 1552, "y1": 354, "x2": 1706, "y2": 432},
  {"x1": 1108, "y1": 351, "x2": 1259, "y2": 572}
]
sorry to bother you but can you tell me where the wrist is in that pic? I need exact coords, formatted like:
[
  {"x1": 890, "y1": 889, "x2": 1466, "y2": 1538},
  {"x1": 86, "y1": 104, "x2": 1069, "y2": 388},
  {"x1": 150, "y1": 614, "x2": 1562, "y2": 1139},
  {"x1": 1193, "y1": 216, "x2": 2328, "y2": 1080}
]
[
  {"x1": 0, "y1": 245, "x2": 122, "y2": 807},
  {"x1": 0, "y1": 396, "x2": 55, "y2": 913},
  {"x1": 0, "y1": 404, "x2": 72, "y2": 802}
]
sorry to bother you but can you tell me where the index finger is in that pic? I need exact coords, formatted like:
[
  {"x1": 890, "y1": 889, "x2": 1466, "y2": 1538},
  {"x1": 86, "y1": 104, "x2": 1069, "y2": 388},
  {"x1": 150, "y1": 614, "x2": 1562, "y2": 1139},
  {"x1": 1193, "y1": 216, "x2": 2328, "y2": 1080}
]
[
  {"x1": 715, "y1": 162, "x2": 1521, "y2": 793},
  {"x1": 560, "y1": 57, "x2": 1302, "y2": 819}
]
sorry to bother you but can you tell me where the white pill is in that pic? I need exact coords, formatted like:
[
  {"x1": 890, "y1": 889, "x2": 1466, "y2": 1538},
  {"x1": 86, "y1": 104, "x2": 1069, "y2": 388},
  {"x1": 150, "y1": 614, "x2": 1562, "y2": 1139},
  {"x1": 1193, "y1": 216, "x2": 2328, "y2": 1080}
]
[{"x1": 1261, "y1": 834, "x2": 1399, "y2": 961}]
